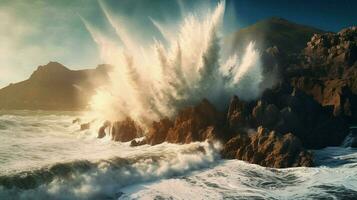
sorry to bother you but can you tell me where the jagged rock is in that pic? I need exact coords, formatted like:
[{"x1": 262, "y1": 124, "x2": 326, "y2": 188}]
[
  {"x1": 145, "y1": 99, "x2": 225, "y2": 145},
  {"x1": 146, "y1": 118, "x2": 173, "y2": 145},
  {"x1": 221, "y1": 127, "x2": 313, "y2": 168},
  {"x1": 228, "y1": 87, "x2": 349, "y2": 149},
  {"x1": 98, "y1": 120, "x2": 111, "y2": 138},
  {"x1": 291, "y1": 77, "x2": 357, "y2": 123},
  {"x1": 165, "y1": 99, "x2": 225, "y2": 144},
  {"x1": 252, "y1": 101, "x2": 280, "y2": 128},
  {"x1": 226, "y1": 95, "x2": 252, "y2": 132},
  {"x1": 111, "y1": 118, "x2": 142, "y2": 142},
  {"x1": 122, "y1": 26, "x2": 356, "y2": 168}
]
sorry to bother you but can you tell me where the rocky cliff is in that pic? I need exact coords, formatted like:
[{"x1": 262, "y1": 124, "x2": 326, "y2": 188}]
[
  {"x1": 97, "y1": 26, "x2": 356, "y2": 168},
  {"x1": 287, "y1": 27, "x2": 357, "y2": 124}
]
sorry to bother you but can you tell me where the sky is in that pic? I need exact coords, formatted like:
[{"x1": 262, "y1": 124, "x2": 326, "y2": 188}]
[{"x1": 0, "y1": 0, "x2": 356, "y2": 88}]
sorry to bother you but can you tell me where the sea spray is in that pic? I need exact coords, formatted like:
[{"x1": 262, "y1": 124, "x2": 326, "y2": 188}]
[{"x1": 84, "y1": 1, "x2": 263, "y2": 126}]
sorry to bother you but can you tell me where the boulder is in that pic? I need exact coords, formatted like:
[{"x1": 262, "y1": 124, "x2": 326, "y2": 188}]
[
  {"x1": 111, "y1": 118, "x2": 142, "y2": 142},
  {"x1": 165, "y1": 99, "x2": 225, "y2": 144},
  {"x1": 146, "y1": 118, "x2": 173, "y2": 145},
  {"x1": 98, "y1": 120, "x2": 111, "y2": 138},
  {"x1": 221, "y1": 127, "x2": 313, "y2": 168}
]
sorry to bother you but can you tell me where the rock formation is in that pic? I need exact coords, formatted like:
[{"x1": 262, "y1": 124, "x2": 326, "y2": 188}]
[
  {"x1": 124, "y1": 95, "x2": 318, "y2": 168},
  {"x1": 101, "y1": 26, "x2": 357, "y2": 168},
  {"x1": 111, "y1": 118, "x2": 143, "y2": 142},
  {"x1": 221, "y1": 127, "x2": 313, "y2": 168},
  {"x1": 146, "y1": 99, "x2": 226, "y2": 145},
  {"x1": 287, "y1": 27, "x2": 357, "y2": 124},
  {"x1": 98, "y1": 121, "x2": 111, "y2": 138},
  {"x1": 146, "y1": 118, "x2": 174, "y2": 145}
]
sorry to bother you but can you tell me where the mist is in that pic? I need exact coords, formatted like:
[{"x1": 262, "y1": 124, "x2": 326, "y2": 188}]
[{"x1": 84, "y1": 1, "x2": 264, "y2": 126}]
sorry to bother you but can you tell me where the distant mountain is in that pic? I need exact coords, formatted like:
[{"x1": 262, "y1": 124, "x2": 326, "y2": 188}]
[
  {"x1": 0, "y1": 62, "x2": 112, "y2": 110},
  {"x1": 226, "y1": 17, "x2": 325, "y2": 54}
]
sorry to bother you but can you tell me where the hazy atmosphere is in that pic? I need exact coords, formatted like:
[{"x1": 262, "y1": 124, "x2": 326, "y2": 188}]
[{"x1": 0, "y1": 0, "x2": 356, "y2": 88}]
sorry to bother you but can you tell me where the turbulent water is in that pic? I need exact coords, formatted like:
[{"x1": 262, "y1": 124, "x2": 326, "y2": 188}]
[{"x1": 0, "y1": 111, "x2": 356, "y2": 200}]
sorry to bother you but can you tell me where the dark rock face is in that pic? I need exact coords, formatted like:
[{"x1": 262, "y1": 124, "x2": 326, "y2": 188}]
[
  {"x1": 287, "y1": 27, "x2": 357, "y2": 124},
  {"x1": 128, "y1": 87, "x2": 348, "y2": 167},
  {"x1": 137, "y1": 96, "x2": 317, "y2": 168},
  {"x1": 252, "y1": 101, "x2": 280, "y2": 129},
  {"x1": 165, "y1": 99, "x2": 225, "y2": 144},
  {"x1": 304, "y1": 27, "x2": 357, "y2": 66},
  {"x1": 111, "y1": 118, "x2": 142, "y2": 142},
  {"x1": 147, "y1": 118, "x2": 173, "y2": 145},
  {"x1": 226, "y1": 96, "x2": 253, "y2": 132},
  {"x1": 260, "y1": 86, "x2": 348, "y2": 148},
  {"x1": 221, "y1": 127, "x2": 313, "y2": 168},
  {"x1": 98, "y1": 121, "x2": 111, "y2": 139},
  {"x1": 223, "y1": 85, "x2": 349, "y2": 149},
  {"x1": 146, "y1": 99, "x2": 225, "y2": 145}
]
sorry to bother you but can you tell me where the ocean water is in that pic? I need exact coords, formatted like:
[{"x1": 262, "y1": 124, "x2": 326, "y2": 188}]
[{"x1": 0, "y1": 111, "x2": 356, "y2": 200}]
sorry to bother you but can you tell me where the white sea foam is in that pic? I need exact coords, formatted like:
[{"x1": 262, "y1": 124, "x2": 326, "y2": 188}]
[
  {"x1": 1, "y1": 112, "x2": 357, "y2": 200},
  {"x1": 120, "y1": 151, "x2": 357, "y2": 200},
  {"x1": 0, "y1": 111, "x2": 223, "y2": 199}
]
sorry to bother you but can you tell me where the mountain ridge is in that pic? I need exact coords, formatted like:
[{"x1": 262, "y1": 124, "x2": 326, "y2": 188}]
[
  {"x1": 0, "y1": 62, "x2": 112, "y2": 110},
  {"x1": 226, "y1": 17, "x2": 325, "y2": 54}
]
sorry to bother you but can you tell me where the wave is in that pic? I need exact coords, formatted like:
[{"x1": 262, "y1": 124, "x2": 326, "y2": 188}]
[
  {"x1": 84, "y1": 1, "x2": 265, "y2": 127},
  {"x1": 0, "y1": 141, "x2": 221, "y2": 200},
  {"x1": 1, "y1": 111, "x2": 357, "y2": 199},
  {"x1": 119, "y1": 151, "x2": 357, "y2": 200}
]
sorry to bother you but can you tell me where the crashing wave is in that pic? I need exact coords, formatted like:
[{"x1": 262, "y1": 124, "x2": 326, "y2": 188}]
[
  {"x1": 83, "y1": 1, "x2": 263, "y2": 127},
  {"x1": 0, "y1": 141, "x2": 221, "y2": 200}
]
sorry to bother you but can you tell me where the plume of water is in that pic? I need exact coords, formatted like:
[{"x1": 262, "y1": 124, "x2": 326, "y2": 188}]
[{"x1": 85, "y1": 1, "x2": 263, "y2": 126}]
